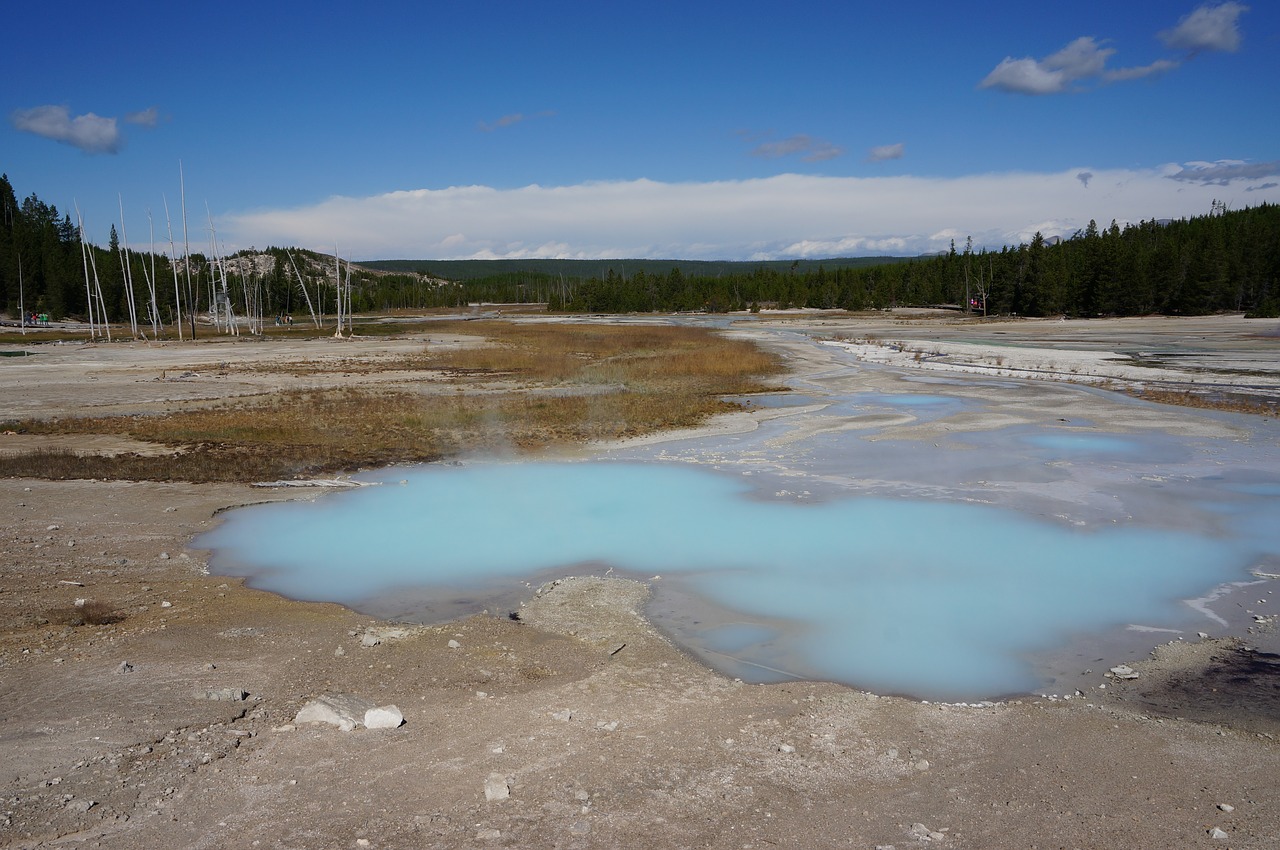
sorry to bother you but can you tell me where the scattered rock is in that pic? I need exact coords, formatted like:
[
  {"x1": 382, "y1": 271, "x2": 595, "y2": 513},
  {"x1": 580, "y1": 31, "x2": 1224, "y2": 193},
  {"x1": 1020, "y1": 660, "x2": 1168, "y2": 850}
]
[
  {"x1": 364, "y1": 705, "x2": 404, "y2": 730},
  {"x1": 360, "y1": 634, "x2": 381, "y2": 648},
  {"x1": 161, "y1": 601, "x2": 173, "y2": 609},
  {"x1": 476, "y1": 828, "x2": 502, "y2": 841},
  {"x1": 295, "y1": 694, "x2": 376, "y2": 732},
  {"x1": 1209, "y1": 826, "x2": 1229, "y2": 839},
  {"x1": 334, "y1": 646, "x2": 346, "y2": 657},
  {"x1": 552, "y1": 710, "x2": 573, "y2": 722},
  {"x1": 447, "y1": 639, "x2": 461, "y2": 649},
  {"x1": 65, "y1": 799, "x2": 96, "y2": 814},
  {"x1": 115, "y1": 661, "x2": 134, "y2": 674},
  {"x1": 909, "y1": 822, "x2": 945, "y2": 841},
  {"x1": 778, "y1": 744, "x2": 796, "y2": 754},
  {"x1": 1108, "y1": 665, "x2": 1140, "y2": 680},
  {"x1": 484, "y1": 774, "x2": 510, "y2": 801},
  {"x1": 199, "y1": 687, "x2": 247, "y2": 702},
  {"x1": 1217, "y1": 803, "x2": 1235, "y2": 813},
  {"x1": 913, "y1": 759, "x2": 931, "y2": 771}
]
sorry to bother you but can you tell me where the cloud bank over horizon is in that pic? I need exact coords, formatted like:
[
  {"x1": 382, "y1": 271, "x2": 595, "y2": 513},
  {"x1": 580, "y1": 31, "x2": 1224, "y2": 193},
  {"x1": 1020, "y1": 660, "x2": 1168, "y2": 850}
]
[{"x1": 220, "y1": 163, "x2": 1280, "y2": 262}]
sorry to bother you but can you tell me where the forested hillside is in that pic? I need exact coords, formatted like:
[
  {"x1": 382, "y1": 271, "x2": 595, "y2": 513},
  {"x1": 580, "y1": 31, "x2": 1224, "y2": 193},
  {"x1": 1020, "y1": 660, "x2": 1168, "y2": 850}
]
[
  {"x1": 2, "y1": 169, "x2": 1276, "y2": 329},
  {"x1": 550, "y1": 206, "x2": 1279, "y2": 317}
]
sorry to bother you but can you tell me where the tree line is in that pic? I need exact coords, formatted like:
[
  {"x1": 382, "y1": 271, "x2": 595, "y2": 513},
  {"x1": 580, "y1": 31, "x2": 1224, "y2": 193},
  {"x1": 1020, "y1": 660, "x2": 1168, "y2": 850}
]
[{"x1": 548, "y1": 204, "x2": 1279, "y2": 317}]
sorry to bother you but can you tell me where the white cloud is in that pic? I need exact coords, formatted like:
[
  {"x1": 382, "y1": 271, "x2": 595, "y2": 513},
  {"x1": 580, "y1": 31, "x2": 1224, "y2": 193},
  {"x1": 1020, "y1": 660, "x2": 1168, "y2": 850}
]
[
  {"x1": 10, "y1": 105, "x2": 121, "y2": 154},
  {"x1": 749, "y1": 134, "x2": 844, "y2": 162},
  {"x1": 219, "y1": 167, "x2": 1280, "y2": 262},
  {"x1": 1165, "y1": 159, "x2": 1280, "y2": 185},
  {"x1": 1160, "y1": 2, "x2": 1249, "y2": 53},
  {"x1": 867, "y1": 143, "x2": 905, "y2": 163},
  {"x1": 983, "y1": 5, "x2": 1249, "y2": 96},
  {"x1": 980, "y1": 36, "x2": 1114, "y2": 94},
  {"x1": 125, "y1": 106, "x2": 159, "y2": 127},
  {"x1": 1103, "y1": 58, "x2": 1180, "y2": 82}
]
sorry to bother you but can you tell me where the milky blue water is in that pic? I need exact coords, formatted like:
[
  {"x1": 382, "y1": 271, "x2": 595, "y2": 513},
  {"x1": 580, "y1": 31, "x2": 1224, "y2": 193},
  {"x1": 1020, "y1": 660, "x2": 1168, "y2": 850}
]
[{"x1": 198, "y1": 458, "x2": 1266, "y2": 700}]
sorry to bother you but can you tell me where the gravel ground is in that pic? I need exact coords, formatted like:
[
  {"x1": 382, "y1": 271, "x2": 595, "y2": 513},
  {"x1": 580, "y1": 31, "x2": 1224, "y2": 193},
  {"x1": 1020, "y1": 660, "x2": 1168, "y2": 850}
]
[{"x1": 1, "y1": 312, "x2": 1277, "y2": 849}]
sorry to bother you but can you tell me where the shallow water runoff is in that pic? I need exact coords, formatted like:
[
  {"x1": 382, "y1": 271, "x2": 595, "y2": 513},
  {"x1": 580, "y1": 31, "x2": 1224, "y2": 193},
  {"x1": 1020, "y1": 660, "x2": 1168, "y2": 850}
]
[{"x1": 197, "y1": 333, "x2": 1280, "y2": 702}]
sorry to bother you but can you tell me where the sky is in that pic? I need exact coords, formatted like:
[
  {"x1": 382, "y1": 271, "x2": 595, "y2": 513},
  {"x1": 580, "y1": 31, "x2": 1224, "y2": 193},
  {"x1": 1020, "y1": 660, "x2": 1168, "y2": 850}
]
[{"x1": 3, "y1": 1, "x2": 1278, "y2": 261}]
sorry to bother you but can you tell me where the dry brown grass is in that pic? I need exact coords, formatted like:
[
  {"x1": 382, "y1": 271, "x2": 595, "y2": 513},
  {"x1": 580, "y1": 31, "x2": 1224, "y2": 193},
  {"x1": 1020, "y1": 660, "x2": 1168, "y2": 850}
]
[
  {"x1": 0, "y1": 322, "x2": 784, "y2": 482},
  {"x1": 1129, "y1": 387, "x2": 1279, "y2": 416}
]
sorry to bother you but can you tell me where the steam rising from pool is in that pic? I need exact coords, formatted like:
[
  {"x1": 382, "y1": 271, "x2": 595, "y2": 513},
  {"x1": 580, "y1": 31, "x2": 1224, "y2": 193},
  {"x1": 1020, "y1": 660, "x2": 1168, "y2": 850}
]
[{"x1": 198, "y1": 460, "x2": 1258, "y2": 700}]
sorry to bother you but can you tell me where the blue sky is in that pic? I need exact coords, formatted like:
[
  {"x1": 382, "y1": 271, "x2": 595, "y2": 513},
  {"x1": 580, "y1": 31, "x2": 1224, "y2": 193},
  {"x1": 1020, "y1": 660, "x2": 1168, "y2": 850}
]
[{"x1": 4, "y1": 1, "x2": 1277, "y2": 260}]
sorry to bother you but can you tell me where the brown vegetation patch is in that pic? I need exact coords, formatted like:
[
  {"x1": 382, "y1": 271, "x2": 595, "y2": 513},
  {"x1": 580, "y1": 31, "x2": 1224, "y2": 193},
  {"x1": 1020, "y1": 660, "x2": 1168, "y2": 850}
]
[{"x1": 0, "y1": 322, "x2": 783, "y2": 482}]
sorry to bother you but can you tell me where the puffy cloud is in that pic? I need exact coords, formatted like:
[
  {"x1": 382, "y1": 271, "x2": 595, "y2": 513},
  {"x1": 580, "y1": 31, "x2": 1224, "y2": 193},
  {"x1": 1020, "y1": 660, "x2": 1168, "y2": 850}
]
[
  {"x1": 1160, "y1": 2, "x2": 1249, "y2": 53},
  {"x1": 218, "y1": 167, "x2": 1280, "y2": 262},
  {"x1": 867, "y1": 143, "x2": 905, "y2": 163},
  {"x1": 980, "y1": 36, "x2": 1114, "y2": 95},
  {"x1": 749, "y1": 134, "x2": 844, "y2": 162},
  {"x1": 10, "y1": 105, "x2": 121, "y2": 154},
  {"x1": 983, "y1": 5, "x2": 1249, "y2": 95}
]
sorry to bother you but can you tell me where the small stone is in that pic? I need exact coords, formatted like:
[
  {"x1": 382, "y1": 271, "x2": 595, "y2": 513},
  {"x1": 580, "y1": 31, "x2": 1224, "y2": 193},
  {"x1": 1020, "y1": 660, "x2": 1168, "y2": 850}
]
[
  {"x1": 484, "y1": 774, "x2": 510, "y2": 801},
  {"x1": 334, "y1": 646, "x2": 346, "y2": 657},
  {"x1": 551, "y1": 710, "x2": 573, "y2": 722},
  {"x1": 360, "y1": 634, "x2": 380, "y2": 648},
  {"x1": 161, "y1": 601, "x2": 172, "y2": 609},
  {"x1": 356, "y1": 840, "x2": 370, "y2": 848},
  {"x1": 476, "y1": 828, "x2": 502, "y2": 841},
  {"x1": 1198, "y1": 632, "x2": 1210, "y2": 639},
  {"x1": 778, "y1": 744, "x2": 795, "y2": 753},
  {"x1": 159, "y1": 552, "x2": 170, "y2": 560},
  {"x1": 1108, "y1": 665, "x2": 1139, "y2": 680},
  {"x1": 115, "y1": 661, "x2": 134, "y2": 674},
  {"x1": 914, "y1": 759, "x2": 931, "y2": 771},
  {"x1": 1209, "y1": 826, "x2": 1229, "y2": 839},
  {"x1": 1217, "y1": 803, "x2": 1234, "y2": 813},
  {"x1": 447, "y1": 639, "x2": 461, "y2": 649},
  {"x1": 65, "y1": 799, "x2": 96, "y2": 813},
  {"x1": 200, "y1": 687, "x2": 247, "y2": 702},
  {"x1": 364, "y1": 705, "x2": 404, "y2": 730}
]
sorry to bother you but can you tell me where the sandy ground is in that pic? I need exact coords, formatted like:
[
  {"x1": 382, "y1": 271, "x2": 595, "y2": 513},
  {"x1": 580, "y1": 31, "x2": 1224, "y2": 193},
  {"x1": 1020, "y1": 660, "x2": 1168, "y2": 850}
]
[{"x1": 1, "y1": 312, "x2": 1278, "y2": 849}]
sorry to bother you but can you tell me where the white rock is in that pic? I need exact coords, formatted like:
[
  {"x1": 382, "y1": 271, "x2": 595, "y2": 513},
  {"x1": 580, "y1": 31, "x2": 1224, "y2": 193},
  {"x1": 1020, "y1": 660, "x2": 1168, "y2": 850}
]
[
  {"x1": 161, "y1": 601, "x2": 172, "y2": 609},
  {"x1": 778, "y1": 744, "x2": 795, "y2": 753},
  {"x1": 294, "y1": 693, "x2": 377, "y2": 732},
  {"x1": 360, "y1": 634, "x2": 381, "y2": 648},
  {"x1": 447, "y1": 639, "x2": 461, "y2": 649},
  {"x1": 1217, "y1": 803, "x2": 1234, "y2": 813},
  {"x1": 1209, "y1": 826, "x2": 1229, "y2": 839},
  {"x1": 484, "y1": 774, "x2": 510, "y2": 801},
  {"x1": 1108, "y1": 665, "x2": 1140, "y2": 680},
  {"x1": 364, "y1": 705, "x2": 404, "y2": 730}
]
